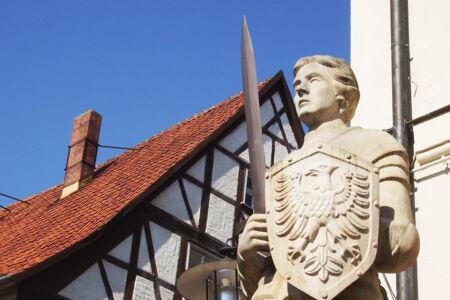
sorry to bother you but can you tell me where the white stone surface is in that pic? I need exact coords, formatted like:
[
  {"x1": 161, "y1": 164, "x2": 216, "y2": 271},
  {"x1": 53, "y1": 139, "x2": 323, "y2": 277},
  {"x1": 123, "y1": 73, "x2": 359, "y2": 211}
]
[
  {"x1": 152, "y1": 182, "x2": 191, "y2": 226},
  {"x1": 186, "y1": 155, "x2": 206, "y2": 183},
  {"x1": 272, "y1": 92, "x2": 284, "y2": 111},
  {"x1": 280, "y1": 113, "x2": 298, "y2": 147},
  {"x1": 108, "y1": 235, "x2": 132, "y2": 263},
  {"x1": 133, "y1": 276, "x2": 156, "y2": 300},
  {"x1": 211, "y1": 149, "x2": 239, "y2": 200},
  {"x1": 182, "y1": 179, "x2": 202, "y2": 225},
  {"x1": 205, "y1": 194, "x2": 235, "y2": 243},
  {"x1": 59, "y1": 263, "x2": 108, "y2": 300},
  {"x1": 160, "y1": 286, "x2": 174, "y2": 300},
  {"x1": 260, "y1": 99, "x2": 276, "y2": 126},
  {"x1": 150, "y1": 222, "x2": 181, "y2": 285},
  {"x1": 103, "y1": 260, "x2": 127, "y2": 300},
  {"x1": 137, "y1": 229, "x2": 152, "y2": 273}
]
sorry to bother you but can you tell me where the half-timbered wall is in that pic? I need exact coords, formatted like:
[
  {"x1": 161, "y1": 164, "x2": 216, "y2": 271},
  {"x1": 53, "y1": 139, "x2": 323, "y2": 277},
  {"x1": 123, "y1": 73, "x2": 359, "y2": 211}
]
[{"x1": 26, "y1": 86, "x2": 302, "y2": 300}]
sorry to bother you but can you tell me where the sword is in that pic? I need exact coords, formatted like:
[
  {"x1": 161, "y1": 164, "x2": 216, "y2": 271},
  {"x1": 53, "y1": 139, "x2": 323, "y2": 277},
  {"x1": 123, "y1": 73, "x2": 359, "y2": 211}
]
[
  {"x1": 241, "y1": 16, "x2": 266, "y2": 214},
  {"x1": 241, "y1": 17, "x2": 272, "y2": 269}
]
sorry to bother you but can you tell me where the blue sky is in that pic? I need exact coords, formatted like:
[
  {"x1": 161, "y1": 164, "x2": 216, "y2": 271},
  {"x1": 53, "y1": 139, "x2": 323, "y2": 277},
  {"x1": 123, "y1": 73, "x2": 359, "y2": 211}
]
[{"x1": 0, "y1": 1, "x2": 349, "y2": 206}]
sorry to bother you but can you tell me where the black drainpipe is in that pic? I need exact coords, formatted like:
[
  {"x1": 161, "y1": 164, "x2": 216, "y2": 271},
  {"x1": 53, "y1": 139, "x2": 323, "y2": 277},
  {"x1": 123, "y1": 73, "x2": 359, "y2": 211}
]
[{"x1": 390, "y1": 0, "x2": 418, "y2": 300}]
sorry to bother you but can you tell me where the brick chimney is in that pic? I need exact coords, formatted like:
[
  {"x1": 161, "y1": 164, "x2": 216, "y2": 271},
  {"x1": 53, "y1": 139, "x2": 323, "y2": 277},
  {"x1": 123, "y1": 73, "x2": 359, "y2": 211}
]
[{"x1": 61, "y1": 110, "x2": 102, "y2": 198}]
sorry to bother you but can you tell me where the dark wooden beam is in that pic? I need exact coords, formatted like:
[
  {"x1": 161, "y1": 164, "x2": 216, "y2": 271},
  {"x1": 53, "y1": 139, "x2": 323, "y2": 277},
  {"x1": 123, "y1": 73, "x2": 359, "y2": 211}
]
[
  {"x1": 124, "y1": 227, "x2": 141, "y2": 300},
  {"x1": 144, "y1": 221, "x2": 161, "y2": 300},
  {"x1": 98, "y1": 259, "x2": 114, "y2": 300},
  {"x1": 178, "y1": 178, "x2": 197, "y2": 228},
  {"x1": 199, "y1": 149, "x2": 214, "y2": 232},
  {"x1": 145, "y1": 205, "x2": 225, "y2": 255},
  {"x1": 269, "y1": 97, "x2": 292, "y2": 153},
  {"x1": 215, "y1": 144, "x2": 250, "y2": 169}
]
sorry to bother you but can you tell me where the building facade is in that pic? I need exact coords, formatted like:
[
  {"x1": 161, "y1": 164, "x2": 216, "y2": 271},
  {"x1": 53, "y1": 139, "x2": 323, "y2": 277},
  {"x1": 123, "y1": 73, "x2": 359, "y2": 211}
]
[{"x1": 351, "y1": 1, "x2": 450, "y2": 298}]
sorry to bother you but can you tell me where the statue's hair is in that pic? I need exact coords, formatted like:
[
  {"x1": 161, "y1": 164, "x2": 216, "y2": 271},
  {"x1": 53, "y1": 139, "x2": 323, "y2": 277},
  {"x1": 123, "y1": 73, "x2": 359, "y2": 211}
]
[{"x1": 293, "y1": 55, "x2": 360, "y2": 124}]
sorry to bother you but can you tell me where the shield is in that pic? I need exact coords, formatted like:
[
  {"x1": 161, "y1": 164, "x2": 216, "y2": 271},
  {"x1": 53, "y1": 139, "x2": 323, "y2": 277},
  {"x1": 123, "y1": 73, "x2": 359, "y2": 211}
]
[{"x1": 265, "y1": 143, "x2": 379, "y2": 300}]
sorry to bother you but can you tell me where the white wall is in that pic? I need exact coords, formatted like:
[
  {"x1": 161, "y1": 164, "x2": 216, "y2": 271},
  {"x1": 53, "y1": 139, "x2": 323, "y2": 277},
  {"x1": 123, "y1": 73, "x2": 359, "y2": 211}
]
[{"x1": 351, "y1": 1, "x2": 450, "y2": 299}]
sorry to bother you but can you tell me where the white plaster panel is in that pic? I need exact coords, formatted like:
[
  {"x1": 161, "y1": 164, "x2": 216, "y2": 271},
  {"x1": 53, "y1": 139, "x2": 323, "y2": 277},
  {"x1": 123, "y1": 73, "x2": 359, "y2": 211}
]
[
  {"x1": 218, "y1": 121, "x2": 248, "y2": 153},
  {"x1": 272, "y1": 92, "x2": 284, "y2": 111},
  {"x1": 182, "y1": 179, "x2": 202, "y2": 225},
  {"x1": 186, "y1": 155, "x2": 205, "y2": 183},
  {"x1": 211, "y1": 149, "x2": 239, "y2": 200},
  {"x1": 274, "y1": 141, "x2": 289, "y2": 164},
  {"x1": 150, "y1": 222, "x2": 181, "y2": 285},
  {"x1": 137, "y1": 229, "x2": 152, "y2": 273},
  {"x1": 280, "y1": 113, "x2": 298, "y2": 148},
  {"x1": 260, "y1": 99, "x2": 276, "y2": 126},
  {"x1": 239, "y1": 134, "x2": 273, "y2": 167},
  {"x1": 59, "y1": 263, "x2": 108, "y2": 300},
  {"x1": 133, "y1": 276, "x2": 156, "y2": 300},
  {"x1": 267, "y1": 121, "x2": 284, "y2": 140},
  {"x1": 103, "y1": 260, "x2": 127, "y2": 300},
  {"x1": 263, "y1": 134, "x2": 274, "y2": 167},
  {"x1": 152, "y1": 182, "x2": 191, "y2": 226},
  {"x1": 108, "y1": 235, "x2": 132, "y2": 263},
  {"x1": 238, "y1": 148, "x2": 249, "y2": 163},
  {"x1": 205, "y1": 194, "x2": 235, "y2": 243},
  {"x1": 160, "y1": 287, "x2": 174, "y2": 300}
]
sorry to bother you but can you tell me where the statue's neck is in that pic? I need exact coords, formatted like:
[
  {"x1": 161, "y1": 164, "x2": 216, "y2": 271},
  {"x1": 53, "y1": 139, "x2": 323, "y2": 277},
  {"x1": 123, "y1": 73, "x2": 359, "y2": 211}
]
[{"x1": 304, "y1": 119, "x2": 348, "y2": 146}]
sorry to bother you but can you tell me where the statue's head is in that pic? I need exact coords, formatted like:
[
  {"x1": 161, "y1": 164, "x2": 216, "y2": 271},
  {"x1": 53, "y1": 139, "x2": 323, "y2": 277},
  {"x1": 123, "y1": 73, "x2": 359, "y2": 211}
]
[{"x1": 293, "y1": 55, "x2": 360, "y2": 127}]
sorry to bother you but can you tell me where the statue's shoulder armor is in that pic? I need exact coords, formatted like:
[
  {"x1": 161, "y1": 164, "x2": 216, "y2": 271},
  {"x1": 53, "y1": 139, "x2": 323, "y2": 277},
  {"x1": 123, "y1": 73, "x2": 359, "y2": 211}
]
[
  {"x1": 335, "y1": 127, "x2": 410, "y2": 186},
  {"x1": 333, "y1": 127, "x2": 407, "y2": 161}
]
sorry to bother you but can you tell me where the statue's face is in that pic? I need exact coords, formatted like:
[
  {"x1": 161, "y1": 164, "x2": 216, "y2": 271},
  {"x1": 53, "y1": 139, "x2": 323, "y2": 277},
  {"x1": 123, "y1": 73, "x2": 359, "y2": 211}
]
[{"x1": 293, "y1": 62, "x2": 341, "y2": 128}]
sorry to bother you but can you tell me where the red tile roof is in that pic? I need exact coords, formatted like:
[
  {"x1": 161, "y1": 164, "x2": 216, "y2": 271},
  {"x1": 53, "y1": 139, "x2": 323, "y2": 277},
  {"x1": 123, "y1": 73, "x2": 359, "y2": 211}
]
[{"x1": 0, "y1": 78, "x2": 274, "y2": 280}]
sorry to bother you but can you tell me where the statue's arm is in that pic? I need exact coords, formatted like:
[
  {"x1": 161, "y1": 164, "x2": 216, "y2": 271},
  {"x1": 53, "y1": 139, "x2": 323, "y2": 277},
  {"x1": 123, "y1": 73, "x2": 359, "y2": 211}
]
[
  {"x1": 237, "y1": 214, "x2": 269, "y2": 298},
  {"x1": 375, "y1": 173, "x2": 420, "y2": 273}
]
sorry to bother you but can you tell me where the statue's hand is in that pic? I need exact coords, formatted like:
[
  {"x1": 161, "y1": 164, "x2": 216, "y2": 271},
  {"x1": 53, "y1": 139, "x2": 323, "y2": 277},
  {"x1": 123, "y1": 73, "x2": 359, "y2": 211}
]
[
  {"x1": 238, "y1": 214, "x2": 269, "y2": 264},
  {"x1": 388, "y1": 222, "x2": 419, "y2": 258},
  {"x1": 376, "y1": 220, "x2": 420, "y2": 273}
]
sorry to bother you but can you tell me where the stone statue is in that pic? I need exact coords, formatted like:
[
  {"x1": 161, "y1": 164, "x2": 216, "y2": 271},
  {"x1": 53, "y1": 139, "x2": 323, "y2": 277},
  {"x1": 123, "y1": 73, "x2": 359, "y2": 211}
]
[{"x1": 237, "y1": 55, "x2": 420, "y2": 300}]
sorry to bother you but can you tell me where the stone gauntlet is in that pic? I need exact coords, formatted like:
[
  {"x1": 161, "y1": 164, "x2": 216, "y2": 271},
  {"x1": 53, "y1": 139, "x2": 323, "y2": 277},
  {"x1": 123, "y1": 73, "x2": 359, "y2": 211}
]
[{"x1": 376, "y1": 220, "x2": 420, "y2": 273}]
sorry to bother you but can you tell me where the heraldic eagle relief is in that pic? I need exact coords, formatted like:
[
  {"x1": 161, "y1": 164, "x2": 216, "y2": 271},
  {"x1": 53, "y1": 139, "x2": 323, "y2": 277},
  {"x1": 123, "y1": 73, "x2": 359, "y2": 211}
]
[{"x1": 237, "y1": 55, "x2": 420, "y2": 300}]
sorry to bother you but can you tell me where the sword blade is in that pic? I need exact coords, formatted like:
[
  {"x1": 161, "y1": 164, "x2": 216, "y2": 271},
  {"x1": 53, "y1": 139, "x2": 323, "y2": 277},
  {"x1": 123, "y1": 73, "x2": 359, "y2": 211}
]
[{"x1": 241, "y1": 16, "x2": 266, "y2": 213}]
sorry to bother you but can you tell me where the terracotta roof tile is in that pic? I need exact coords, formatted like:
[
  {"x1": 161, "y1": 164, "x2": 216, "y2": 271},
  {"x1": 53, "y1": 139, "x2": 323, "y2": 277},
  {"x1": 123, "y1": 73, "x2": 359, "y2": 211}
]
[{"x1": 0, "y1": 78, "x2": 273, "y2": 279}]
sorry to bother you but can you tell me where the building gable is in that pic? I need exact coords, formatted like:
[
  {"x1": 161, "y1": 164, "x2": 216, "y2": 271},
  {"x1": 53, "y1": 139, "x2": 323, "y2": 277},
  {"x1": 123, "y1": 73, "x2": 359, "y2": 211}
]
[{"x1": 3, "y1": 72, "x2": 304, "y2": 299}]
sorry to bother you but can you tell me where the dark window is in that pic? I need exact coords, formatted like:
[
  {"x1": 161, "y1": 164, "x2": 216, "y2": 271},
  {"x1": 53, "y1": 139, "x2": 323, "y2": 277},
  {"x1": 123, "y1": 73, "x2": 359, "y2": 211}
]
[{"x1": 187, "y1": 243, "x2": 219, "y2": 269}]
